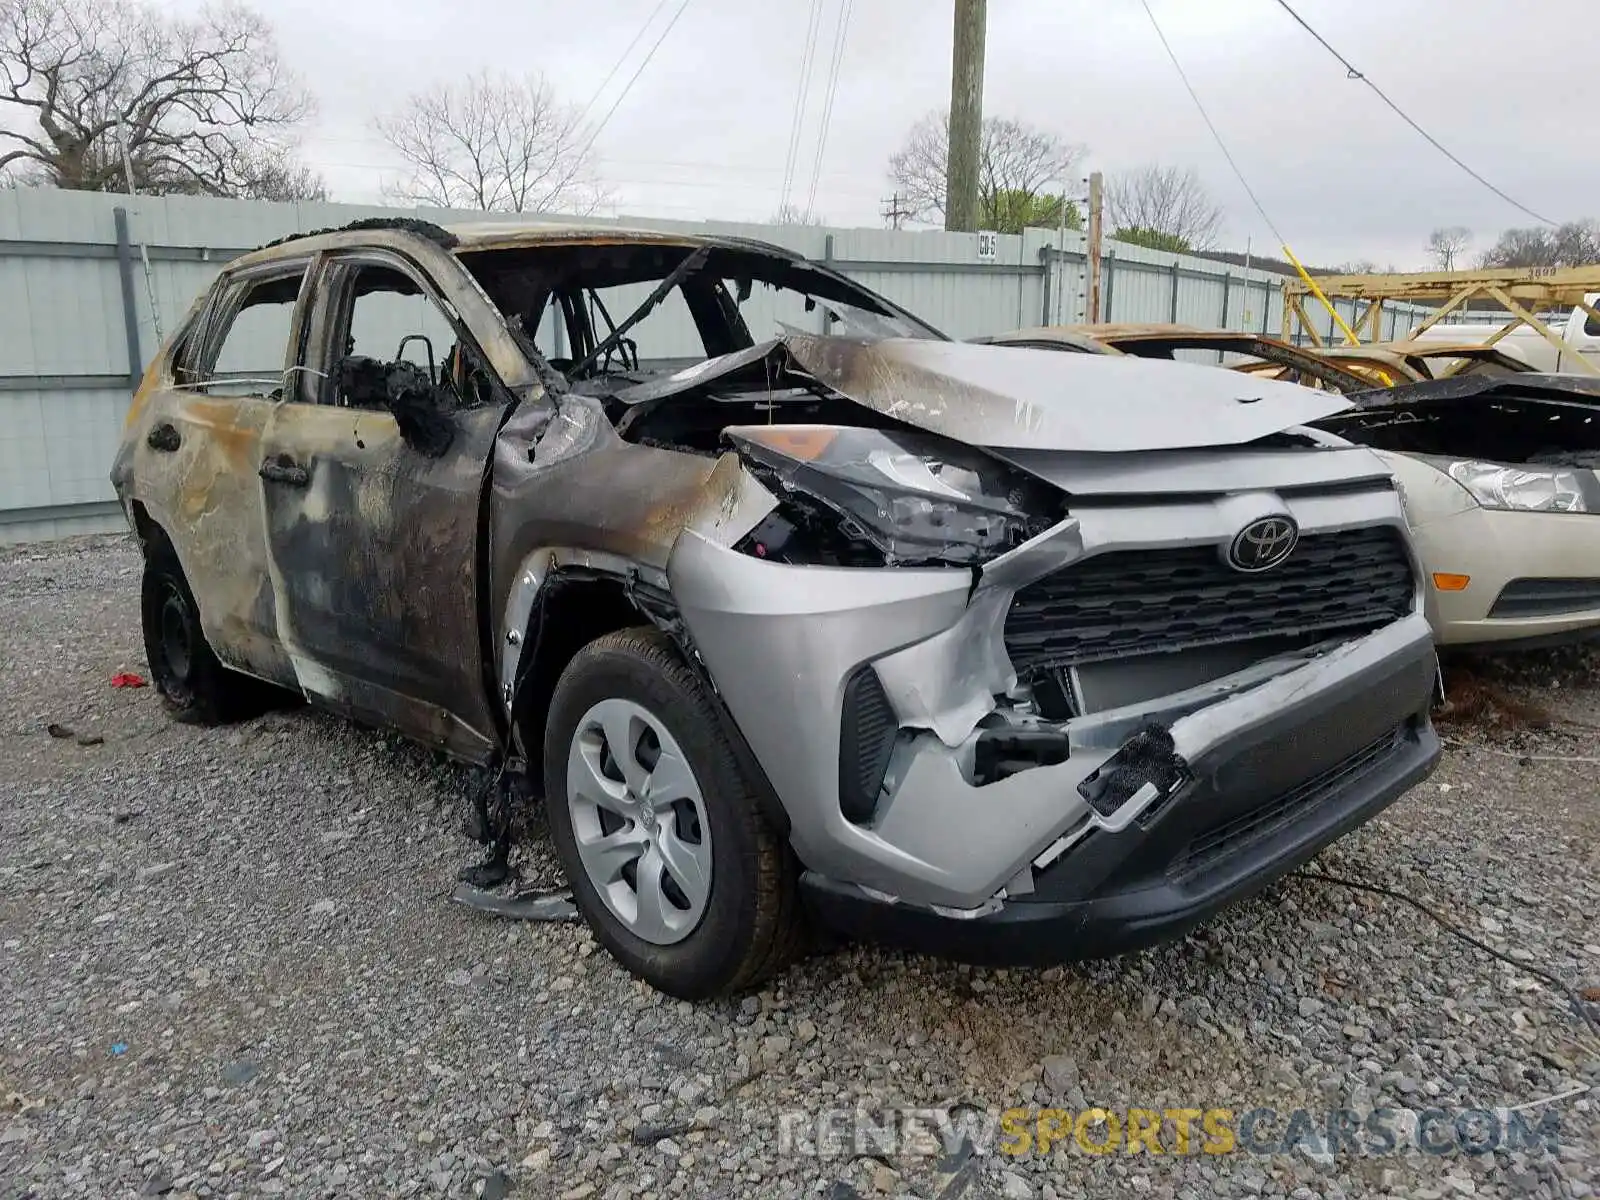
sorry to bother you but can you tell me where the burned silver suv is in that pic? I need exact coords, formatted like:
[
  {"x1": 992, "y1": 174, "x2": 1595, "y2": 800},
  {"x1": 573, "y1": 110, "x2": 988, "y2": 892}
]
[{"x1": 111, "y1": 219, "x2": 1440, "y2": 998}]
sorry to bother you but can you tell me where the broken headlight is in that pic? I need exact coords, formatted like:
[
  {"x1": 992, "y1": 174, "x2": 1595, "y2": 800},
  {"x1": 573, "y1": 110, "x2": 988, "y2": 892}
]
[
  {"x1": 1442, "y1": 460, "x2": 1590, "y2": 513},
  {"x1": 727, "y1": 424, "x2": 1062, "y2": 565}
]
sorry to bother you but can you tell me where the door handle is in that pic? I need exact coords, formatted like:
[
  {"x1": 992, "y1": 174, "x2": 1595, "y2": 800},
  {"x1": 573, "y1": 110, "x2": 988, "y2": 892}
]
[
  {"x1": 259, "y1": 457, "x2": 311, "y2": 488},
  {"x1": 146, "y1": 423, "x2": 180, "y2": 453}
]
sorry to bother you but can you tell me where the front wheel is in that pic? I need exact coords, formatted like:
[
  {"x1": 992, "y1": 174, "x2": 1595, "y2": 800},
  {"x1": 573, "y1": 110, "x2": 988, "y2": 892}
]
[{"x1": 543, "y1": 627, "x2": 803, "y2": 999}]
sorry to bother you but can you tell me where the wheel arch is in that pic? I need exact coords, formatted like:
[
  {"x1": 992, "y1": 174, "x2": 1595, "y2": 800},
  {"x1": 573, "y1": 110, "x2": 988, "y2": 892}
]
[
  {"x1": 509, "y1": 567, "x2": 791, "y2": 839},
  {"x1": 128, "y1": 499, "x2": 170, "y2": 557}
]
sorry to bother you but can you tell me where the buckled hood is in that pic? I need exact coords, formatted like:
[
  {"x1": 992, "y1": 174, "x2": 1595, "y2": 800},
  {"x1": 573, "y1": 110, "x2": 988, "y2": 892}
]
[{"x1": 615, "y1": 333, "x2": 1354, "y2": 453}]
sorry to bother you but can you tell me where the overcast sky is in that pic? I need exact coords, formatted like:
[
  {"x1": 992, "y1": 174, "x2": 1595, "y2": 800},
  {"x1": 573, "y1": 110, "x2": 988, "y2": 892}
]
[{"x1": 213, "y1": 0, "x2": 1596, "y2": 268}]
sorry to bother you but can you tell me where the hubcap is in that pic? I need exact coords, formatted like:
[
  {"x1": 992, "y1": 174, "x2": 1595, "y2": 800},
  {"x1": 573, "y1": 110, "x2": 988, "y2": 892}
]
[
  {"x1": 160, "y1": 587, "x2": 193, "y2": 681},
  {"x1": 566, "y1": 698, "x2": 712, "y2": 945}
]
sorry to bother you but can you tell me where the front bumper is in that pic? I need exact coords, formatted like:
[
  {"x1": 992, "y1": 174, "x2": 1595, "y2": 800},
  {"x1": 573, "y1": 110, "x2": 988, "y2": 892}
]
[
  {"x1": 669, "y1": 473, "x2": 1437, "y2": 924},
  {"x1": 802, "y1": 690, "x2": 1438, "y2": 967},
  {"x1": 1410, "y1": 505, "x2": 1600, "y2": 646}
]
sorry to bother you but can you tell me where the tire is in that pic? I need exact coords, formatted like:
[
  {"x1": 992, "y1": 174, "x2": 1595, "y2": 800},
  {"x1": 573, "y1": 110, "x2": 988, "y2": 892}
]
[
  {"x1": 543, "y1": 627, "x2": 803, "y2": 999},
  {"x1": 139, "y1": 543, "x2": 281, "y2": 725}
]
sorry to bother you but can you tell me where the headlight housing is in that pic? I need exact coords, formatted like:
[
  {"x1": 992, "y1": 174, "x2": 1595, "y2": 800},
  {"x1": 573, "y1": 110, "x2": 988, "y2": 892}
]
[
  {"x1": 1437, "y1": 459, "x2": 1590, "y2": 513},
  {"x1": 727, "y1": 424, "x2": 1063, "y2": 565}
]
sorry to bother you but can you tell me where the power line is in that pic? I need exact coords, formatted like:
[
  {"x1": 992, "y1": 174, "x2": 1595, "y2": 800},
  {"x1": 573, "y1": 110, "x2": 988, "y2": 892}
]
[
  {"x1": 297, "y1": 155, "x2": 885, "y2": 196},
  {"x1": 1270, "y1": 0, "x2": 1555, "y2": 227},
  {"x1": 778, "y1": 0, "x2": 826, "y2": 214},
  {"x1": 303, "y1": 151, "x2": 868, "y2": 183},
  {"x1": 575, "y1": 0, "x2": 674, "y2": 126},
  {"x1": 1137, "y1": 0, "x2": 1287, "y2": 247},
  {"x1": 804, "y1": 0, "x2": 853, "y2": 218},
  {"x1": 578, "y1": 0, "x2": 695, "y2": 161}
]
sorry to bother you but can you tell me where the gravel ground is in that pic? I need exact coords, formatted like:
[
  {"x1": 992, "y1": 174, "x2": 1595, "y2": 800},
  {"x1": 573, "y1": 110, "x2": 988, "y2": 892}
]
[{"x1": 1, "y1": 534, "x2": 1597, "y2": 1200}]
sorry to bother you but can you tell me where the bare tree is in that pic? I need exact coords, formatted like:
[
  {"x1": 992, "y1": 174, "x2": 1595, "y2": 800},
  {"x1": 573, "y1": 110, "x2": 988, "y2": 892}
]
[
  {"x1": 769, "y1": 203, "x2": 826, "y2": 226},
  {"x1": 1478, "y1": 220, "x2": 1600, "y2": 270},
  {"x1": 376, "y1": 71, "x2": 606, "y2": 214},
  {"x1": 1426, "y1": 226, "x2": 1471, "y2": 271},
  {"x1": 1105, "y1": 165, "x2": 1223, "y2": 252},
  {"x1": 0, "y1": 0, "x2": 320, "y2": 197},
  {"x1": 236, "y1": 149, "x2": 326, "y2": 202},
  {"x1": 887, "y1": 111, "x2": 1085, "y2": 233}
]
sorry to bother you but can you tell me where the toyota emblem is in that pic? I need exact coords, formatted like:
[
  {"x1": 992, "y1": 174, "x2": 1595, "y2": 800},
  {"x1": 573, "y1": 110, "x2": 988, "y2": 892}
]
[{"x1": 1227, "y1": 516, "x2": 1299, "y2": 572}]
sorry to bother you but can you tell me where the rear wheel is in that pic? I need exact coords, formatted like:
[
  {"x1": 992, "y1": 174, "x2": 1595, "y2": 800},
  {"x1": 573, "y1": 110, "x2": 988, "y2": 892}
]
[
  {"x1": 543, "y1": 627, "x2": 803, "y2": 999},
  {"x1": 139, "y1": 545, "x2": 284, "y2": 724}
]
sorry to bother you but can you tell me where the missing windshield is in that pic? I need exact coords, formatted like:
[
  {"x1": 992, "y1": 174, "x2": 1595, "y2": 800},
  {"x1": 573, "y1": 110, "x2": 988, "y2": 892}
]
[{"x1": 457, "y1": 240, "x2": 941, "y2": 387}]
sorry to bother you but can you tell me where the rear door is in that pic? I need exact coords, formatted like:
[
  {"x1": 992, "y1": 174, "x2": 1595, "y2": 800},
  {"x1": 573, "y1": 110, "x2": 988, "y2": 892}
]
[
  {"x1": 122, "y1": 260, "x2": 314, "y2": 687},
  {"x1": 255, "y1": 249, "x2": 507, "y2": 762}
]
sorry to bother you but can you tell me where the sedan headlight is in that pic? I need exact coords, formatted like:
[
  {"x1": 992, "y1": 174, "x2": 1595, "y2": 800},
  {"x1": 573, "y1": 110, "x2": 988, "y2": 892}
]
[
  {"x1": 727, "y1": 424, "x2": 1063, "y2": 565},
  {"x1": 1441, "y1": 459, "x2": 1590, "y2": 513}
]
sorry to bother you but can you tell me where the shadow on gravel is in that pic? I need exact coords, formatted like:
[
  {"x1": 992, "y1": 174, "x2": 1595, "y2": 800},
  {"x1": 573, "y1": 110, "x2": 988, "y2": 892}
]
[{"x1": 1436, "y1": 642, "x2": 1599, "y2": 732}]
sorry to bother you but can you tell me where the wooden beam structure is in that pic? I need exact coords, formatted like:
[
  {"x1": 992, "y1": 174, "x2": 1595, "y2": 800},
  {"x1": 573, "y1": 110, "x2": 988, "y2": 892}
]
[{"x1": 1281, "y1": 265, "x2": 1600, "y2": 373}]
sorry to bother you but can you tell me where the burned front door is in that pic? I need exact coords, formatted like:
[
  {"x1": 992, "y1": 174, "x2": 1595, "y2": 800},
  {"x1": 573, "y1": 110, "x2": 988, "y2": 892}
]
[{"x1": 256, "y1": 251, "x2": 506, "y2": 763}]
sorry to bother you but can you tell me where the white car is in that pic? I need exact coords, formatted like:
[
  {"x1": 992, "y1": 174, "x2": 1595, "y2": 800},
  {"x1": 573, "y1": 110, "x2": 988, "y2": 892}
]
[{"x1": 1409, "y1": 294, "x2": 1600, "y2": 375}]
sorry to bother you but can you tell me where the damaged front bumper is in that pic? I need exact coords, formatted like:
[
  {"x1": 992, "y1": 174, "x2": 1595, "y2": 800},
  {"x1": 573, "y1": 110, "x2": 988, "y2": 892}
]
[
  {"x1": 668, "y1": 482, "x2": 1441, "y2": 962},
  {"x1": 803, "y1": 625, "x2": 1439, "y2": 965}
]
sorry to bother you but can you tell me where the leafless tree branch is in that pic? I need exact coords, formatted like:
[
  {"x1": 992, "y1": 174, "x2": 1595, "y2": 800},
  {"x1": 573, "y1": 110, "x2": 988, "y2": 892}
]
[
  {"x1": 375, "y1": 70, "x2": 608, "y2": 215},
  {"x1": 0, "y1": 0, "x2": 321, "y2": 198}
]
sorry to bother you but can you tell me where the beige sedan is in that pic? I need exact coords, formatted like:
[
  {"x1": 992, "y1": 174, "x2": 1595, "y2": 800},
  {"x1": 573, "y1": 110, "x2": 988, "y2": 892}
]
[{"x1": 1325, "y1": 391, "x2": 1600, "y2": 648}]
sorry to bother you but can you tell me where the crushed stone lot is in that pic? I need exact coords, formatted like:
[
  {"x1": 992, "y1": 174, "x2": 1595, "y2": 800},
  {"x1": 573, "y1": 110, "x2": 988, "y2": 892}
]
[{"x1": 1, "y1": 534, "x2": 1597, "y2": 1200}]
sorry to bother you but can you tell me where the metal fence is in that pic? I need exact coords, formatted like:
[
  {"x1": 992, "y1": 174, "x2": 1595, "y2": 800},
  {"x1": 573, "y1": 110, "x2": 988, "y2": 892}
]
[{"x1": 0, "y1": 188, "x2": 1432, "y2": 543}]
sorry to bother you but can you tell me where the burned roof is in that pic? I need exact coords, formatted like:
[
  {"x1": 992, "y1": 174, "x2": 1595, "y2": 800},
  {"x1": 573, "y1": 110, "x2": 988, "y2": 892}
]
[
  {"x1": 245, "y1": 215, "x2": 805, "y2": 266},
  {"x1": 1061, "y1": 322, "x2": 1211, "y2": 341}
]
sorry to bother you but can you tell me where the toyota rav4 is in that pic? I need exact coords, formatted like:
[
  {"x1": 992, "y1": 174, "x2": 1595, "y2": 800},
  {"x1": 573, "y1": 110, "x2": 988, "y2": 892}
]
[{"x1": 111, "y1": 219, "x2": 1441, "y2": 998}]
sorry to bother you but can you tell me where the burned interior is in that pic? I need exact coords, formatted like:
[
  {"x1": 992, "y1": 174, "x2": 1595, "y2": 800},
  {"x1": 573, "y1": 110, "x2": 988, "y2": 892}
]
[{"x1": 1318, "y1": 376, "x2": 1600, "y2": 473}]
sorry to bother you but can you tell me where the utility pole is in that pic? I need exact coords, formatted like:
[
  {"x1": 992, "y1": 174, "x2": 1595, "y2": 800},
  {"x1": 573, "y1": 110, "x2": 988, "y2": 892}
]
[
  {"x1": 944, "y1": 0, "x2": 986, "y2": 232},
  {"x1": 1053, "y1": 185, "x2": 1068, "y2": 324},
  {"x1": 881, "y1": 192, "x2": 911, "y2": 230},
  {"x1": 1085, "y1": 171, "x2": 1104, "y2": 323}
]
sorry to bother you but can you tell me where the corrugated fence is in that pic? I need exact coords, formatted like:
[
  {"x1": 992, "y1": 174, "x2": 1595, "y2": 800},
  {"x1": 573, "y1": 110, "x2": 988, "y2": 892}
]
[{"x1": 0, "y1": 189, "x2": 1430, "y2": 544}]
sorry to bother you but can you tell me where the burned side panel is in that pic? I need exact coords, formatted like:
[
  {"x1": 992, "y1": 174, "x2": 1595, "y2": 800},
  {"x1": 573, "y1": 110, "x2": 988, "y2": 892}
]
[
  {"x1": 486, "y1": 395, "x2": 773, "y2": 659},
  {"x1": 256, "y1": 400, "x2": 505, "y2": 761},
  {"x1": 110, "y1": 305, "x2": 296, "y2": 688},
  {"x1": 113, "y1": 227, "x2": 554, "y2": 762}
]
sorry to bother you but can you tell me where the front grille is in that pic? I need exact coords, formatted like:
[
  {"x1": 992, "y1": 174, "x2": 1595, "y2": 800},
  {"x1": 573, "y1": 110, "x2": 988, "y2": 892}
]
[
  {"x1": 1005, "y1": 526, "x2": 1413, "y2": 673},
  {"x1": 1166, "y1": 726, "x2": 1405, "y2": 880},
  {"x1": 1488, "y1": 577, "x2": 1600, "y2": 619}
]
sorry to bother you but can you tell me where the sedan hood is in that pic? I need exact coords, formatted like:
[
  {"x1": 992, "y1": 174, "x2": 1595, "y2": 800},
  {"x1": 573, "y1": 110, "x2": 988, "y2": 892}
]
[{"x1": 612, "y1": 334, "x2": 1354, "y2": 452}]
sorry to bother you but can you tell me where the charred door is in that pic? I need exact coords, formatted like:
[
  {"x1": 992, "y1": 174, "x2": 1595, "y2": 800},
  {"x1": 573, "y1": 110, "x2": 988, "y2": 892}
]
[{"x1": 256, "y1": 253, "x2": 507, "y2": 763}]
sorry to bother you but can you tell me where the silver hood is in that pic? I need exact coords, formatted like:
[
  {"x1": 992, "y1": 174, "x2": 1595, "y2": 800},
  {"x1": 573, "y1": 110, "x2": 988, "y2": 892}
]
[
  {"x1": 614, "y1": 334, "x2": 1355, "y2": 453},
  {"x1": 781, "y1": 334, "x2": 1354, "y2": 452}
]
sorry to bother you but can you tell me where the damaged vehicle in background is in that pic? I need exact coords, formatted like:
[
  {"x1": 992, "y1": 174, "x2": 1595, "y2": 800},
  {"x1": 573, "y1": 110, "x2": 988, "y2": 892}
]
[
  {"x1": 112, "y1": 220, "x2": 1441, "y2": 998},
  {"x1": 992, "y1": 323, "x2": 1600, "y2": 650},
  {"x1": 1318, "y1": 376, "x2": 1600, "y2": 647}
]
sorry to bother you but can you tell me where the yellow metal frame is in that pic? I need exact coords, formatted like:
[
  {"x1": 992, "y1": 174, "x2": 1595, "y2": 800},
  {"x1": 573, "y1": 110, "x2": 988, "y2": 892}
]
[{"x1": 1281, "y1": 265, "x2": 1600, "y2": 375}]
